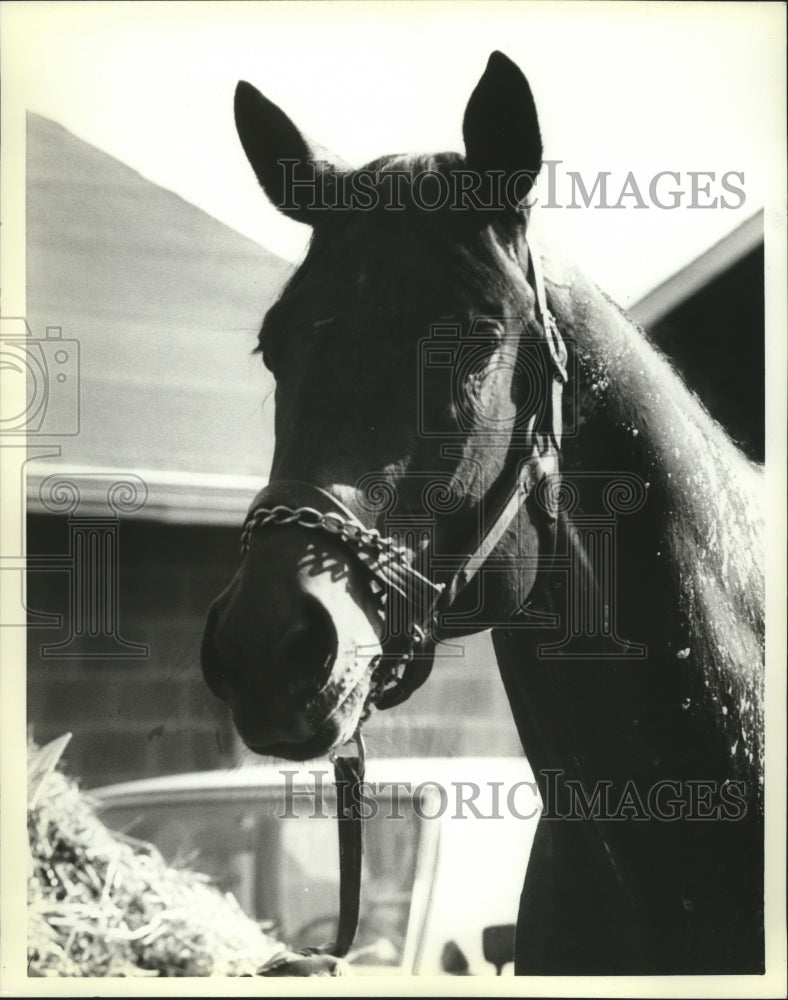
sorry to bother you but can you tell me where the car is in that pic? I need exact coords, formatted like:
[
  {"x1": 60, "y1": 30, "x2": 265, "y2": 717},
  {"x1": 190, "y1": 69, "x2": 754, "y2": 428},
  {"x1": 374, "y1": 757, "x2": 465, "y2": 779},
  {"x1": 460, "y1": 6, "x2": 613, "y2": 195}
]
[{"x1": 93, "y1": 756, "x2": 541, "y2": 976}]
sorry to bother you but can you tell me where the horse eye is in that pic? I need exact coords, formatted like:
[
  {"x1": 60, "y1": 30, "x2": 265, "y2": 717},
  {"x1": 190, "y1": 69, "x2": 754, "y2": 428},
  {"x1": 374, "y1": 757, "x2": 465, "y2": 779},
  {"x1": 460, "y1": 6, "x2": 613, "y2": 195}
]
[{"x1": 472, "y1": 318, "x2": 504, "y2": 339}]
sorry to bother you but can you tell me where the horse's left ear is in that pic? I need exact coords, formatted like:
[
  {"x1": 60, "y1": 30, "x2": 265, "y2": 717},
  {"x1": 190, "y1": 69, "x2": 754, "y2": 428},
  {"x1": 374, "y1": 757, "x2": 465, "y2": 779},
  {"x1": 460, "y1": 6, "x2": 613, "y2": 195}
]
[{"x1": 463, "y1": 51, "x2": 542, "y2": 196}]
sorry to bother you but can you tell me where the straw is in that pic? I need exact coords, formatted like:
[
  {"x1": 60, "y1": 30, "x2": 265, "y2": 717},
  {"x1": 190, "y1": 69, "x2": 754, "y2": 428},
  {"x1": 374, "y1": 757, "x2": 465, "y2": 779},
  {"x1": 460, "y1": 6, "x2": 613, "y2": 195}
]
[{"x1": 28, "y1": 735, "x2": 288, "y2": 977}]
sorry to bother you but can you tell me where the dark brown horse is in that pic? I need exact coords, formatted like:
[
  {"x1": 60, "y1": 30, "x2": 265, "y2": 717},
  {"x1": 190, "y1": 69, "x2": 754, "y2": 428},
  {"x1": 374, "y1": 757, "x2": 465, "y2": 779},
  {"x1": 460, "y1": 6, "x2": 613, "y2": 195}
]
[{"x1": 201, "y1": 52, "x2": 764, "y2": 974}]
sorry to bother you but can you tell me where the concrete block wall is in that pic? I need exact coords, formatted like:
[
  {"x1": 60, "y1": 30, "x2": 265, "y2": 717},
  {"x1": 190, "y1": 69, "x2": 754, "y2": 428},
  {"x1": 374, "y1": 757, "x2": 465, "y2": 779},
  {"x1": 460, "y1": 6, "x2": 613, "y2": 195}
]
[{"x1": 26, "y1": 515, "x2": 238, "y2": 788}]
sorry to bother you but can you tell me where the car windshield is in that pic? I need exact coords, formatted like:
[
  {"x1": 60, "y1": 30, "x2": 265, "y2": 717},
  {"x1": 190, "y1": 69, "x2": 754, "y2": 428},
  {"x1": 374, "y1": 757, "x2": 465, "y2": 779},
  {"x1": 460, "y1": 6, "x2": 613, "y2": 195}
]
[{"x1": 99, "y1": 782, "x2": 425, "y2": 968}]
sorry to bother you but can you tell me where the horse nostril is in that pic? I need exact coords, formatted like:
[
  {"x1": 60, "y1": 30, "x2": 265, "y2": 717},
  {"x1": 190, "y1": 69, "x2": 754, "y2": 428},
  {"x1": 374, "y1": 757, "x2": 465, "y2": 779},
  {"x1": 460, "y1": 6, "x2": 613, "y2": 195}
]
[
  {"x1": 275, "y1": 597, "x2": 338, "y2": 697},
  {"x1": 201, "y1": 591, "x2": 339, "y2": 711}
]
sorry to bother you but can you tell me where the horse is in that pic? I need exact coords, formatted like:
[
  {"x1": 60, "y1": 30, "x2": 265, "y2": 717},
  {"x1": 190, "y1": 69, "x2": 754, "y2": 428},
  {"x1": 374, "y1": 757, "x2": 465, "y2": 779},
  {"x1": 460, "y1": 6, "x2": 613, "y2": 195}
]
[{"x1": 201, "y1": 51, "x2": 764, "y2": 975}]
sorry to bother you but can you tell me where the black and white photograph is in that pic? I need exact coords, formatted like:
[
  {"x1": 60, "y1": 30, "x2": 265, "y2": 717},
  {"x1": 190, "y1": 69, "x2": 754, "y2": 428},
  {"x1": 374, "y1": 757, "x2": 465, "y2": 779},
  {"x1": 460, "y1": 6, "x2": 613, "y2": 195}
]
[{"x1": 1, "y1": 1, "x2": 785, "y2": 995}]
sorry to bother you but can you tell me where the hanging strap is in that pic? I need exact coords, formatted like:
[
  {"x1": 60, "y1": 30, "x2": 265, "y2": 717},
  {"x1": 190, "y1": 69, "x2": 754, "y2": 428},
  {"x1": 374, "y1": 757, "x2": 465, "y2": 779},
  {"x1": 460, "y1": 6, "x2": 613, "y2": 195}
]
[
  {"x1": 328, "y1": 740, "x2": 366, "y2": 958},
  {"x1": 258, "y1": 734, "x2": 365, "y2": 976}
]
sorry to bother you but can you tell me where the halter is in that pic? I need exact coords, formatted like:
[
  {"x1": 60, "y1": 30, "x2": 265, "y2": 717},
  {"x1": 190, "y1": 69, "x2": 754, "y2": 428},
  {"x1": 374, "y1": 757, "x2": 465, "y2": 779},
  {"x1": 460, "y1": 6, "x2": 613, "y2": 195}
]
[
  {"x1": 240, "y1": 238, "x2": 567, "y2": 715},
  {"x1": 245, "y1": 237, "x2": 567, "y2": 965}
]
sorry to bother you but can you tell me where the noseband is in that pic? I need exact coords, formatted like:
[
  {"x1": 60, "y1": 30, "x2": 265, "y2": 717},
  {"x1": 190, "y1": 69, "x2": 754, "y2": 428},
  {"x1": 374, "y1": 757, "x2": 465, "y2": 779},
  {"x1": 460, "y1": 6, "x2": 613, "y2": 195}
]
[{"x1": 239, "y1": 239, "x2": 568, "y2": 714}]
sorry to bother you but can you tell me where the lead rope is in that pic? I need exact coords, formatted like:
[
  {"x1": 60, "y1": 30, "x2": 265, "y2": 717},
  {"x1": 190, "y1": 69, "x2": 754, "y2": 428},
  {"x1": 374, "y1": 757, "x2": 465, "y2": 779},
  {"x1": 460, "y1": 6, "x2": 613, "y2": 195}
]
[
  {"x1": 258, "y1": 731, "x2": 365, "y2": 977},
  {"x1": 327, "y1": 731, "x2": 366, "y2": 958}
]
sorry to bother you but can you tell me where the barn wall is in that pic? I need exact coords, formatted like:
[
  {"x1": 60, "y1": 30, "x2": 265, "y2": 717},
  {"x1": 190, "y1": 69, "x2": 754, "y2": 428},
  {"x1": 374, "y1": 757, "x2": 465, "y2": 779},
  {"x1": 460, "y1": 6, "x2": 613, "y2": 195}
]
[
  {"x1": 647, "y1": 247, "x2": 764, "y2": 462},
  {"x1": 26, "y1": 516, "x2": 238, "y2": 787}
]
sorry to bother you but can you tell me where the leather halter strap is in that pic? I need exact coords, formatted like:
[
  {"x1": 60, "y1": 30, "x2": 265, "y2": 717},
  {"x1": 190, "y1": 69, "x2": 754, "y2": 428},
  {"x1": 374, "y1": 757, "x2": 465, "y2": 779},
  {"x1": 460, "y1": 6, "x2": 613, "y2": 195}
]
[{"x1": 241, "y1": 236, "x2": 567, "y2": 710}]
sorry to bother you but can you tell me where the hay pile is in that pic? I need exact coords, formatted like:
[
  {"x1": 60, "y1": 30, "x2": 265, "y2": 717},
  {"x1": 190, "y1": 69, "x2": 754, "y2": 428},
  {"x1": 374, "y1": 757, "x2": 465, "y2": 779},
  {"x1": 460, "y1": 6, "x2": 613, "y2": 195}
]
[{"x1": 27, "y1": 734, "x2": 288, "y2": 977}]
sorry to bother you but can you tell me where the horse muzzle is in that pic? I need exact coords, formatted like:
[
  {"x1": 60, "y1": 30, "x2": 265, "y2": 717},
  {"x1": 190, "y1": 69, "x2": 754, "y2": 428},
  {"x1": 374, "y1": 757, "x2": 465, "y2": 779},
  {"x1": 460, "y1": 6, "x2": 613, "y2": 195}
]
[{"x1": 200, "y1": 527, "x2": 383, "y2": 760}]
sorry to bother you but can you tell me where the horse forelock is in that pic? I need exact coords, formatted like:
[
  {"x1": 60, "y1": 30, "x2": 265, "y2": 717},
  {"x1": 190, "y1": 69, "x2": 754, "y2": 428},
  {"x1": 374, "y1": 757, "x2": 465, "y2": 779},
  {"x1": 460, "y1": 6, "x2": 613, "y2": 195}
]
[{"x1": 255, "y1": 152, "x2": 538, "y2": 356}]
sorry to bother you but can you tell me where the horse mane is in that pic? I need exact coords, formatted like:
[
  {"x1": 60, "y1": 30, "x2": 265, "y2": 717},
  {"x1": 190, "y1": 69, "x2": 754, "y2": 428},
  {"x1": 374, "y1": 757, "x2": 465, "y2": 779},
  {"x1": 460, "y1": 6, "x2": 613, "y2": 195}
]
[{"x1": 545, "y1": 246, "x2": 764, "y2": 792}]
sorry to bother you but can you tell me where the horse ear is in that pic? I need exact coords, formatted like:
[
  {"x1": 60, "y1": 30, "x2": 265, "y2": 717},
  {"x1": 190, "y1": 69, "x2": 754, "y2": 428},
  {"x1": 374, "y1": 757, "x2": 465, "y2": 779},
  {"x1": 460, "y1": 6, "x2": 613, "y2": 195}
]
[
  {"x1": 462, "y1": 52, "x2": 542, "y2": 203},
  {"x1": 234, "y1": 81, "x2": 337, "y2": 224}
]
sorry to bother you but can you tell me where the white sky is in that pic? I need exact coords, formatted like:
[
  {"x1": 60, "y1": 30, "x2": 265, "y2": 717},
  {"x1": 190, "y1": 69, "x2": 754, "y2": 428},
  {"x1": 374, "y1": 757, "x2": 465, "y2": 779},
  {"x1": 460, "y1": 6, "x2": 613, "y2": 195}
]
[{"x1": 2, "y1": 0, "x2": 786, "y2": 305}]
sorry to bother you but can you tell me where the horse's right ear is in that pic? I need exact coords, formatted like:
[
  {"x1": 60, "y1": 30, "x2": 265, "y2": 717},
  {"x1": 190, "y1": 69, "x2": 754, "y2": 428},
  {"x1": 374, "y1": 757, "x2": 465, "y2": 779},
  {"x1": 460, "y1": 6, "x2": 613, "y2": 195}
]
[
  {"x1": 463, "y1": 52, "x2": 542, "y2": 206},
  {"x1": 234, "y1": 81, "x2": 334, "y2": 224}
]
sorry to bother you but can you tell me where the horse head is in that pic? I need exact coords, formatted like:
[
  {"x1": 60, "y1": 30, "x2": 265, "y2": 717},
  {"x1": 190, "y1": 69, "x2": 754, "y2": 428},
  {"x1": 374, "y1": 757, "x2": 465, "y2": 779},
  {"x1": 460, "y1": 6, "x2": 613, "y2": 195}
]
[{"x1": 201, "y1": 52, "x2": 558, "y2": 760}]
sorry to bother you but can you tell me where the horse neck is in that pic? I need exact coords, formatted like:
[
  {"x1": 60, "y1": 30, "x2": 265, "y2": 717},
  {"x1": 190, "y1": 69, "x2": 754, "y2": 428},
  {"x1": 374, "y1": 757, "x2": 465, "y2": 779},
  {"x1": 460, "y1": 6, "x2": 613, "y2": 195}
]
[{"x1": 540, "y1": 238, "x2": 764, "y2": 779}]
